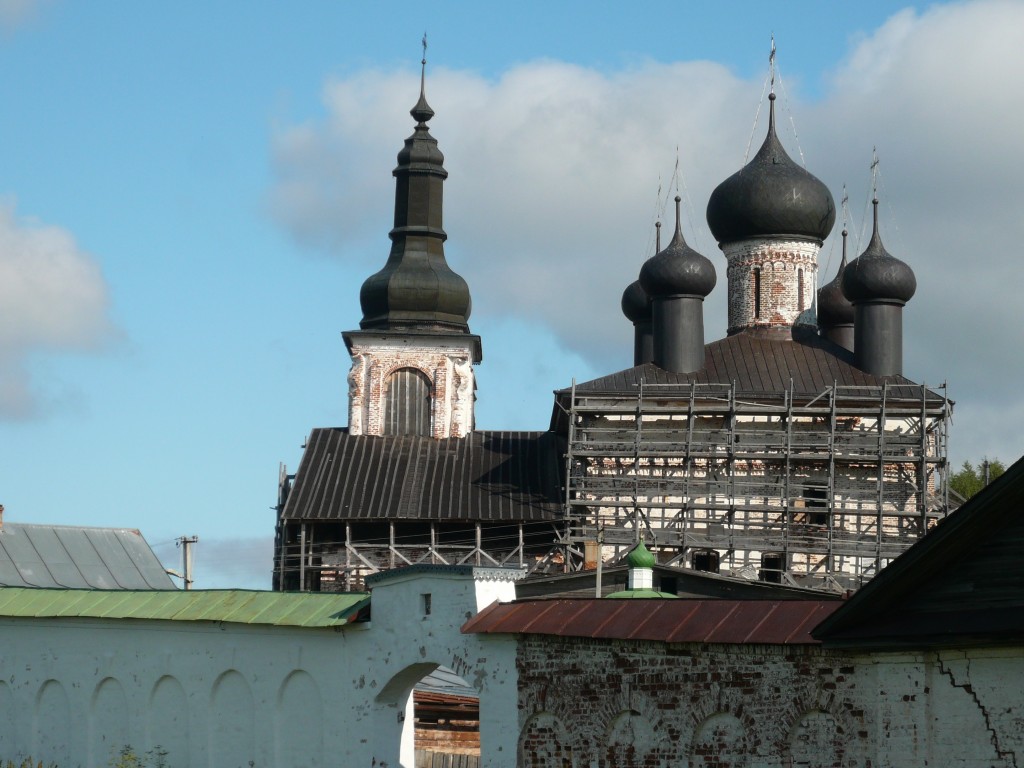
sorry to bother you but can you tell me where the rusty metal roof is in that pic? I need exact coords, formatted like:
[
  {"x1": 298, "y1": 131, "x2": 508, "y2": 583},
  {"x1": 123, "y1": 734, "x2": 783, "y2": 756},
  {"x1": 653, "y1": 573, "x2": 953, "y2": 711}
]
[
  {"x1": 462, "y1": 598, "x2": 840, "y2": 644},
  {"x1": 564, "y1": 327, "x2": 940, "y2": 401},
  {"x1": 281, "y1": 430, "x2": 563, "y2": 522}
]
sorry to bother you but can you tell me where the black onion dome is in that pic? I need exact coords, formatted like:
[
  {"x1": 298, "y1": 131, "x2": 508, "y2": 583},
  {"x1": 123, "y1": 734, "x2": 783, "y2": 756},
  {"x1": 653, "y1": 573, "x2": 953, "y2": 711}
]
[
  {"x1": 639, "y1": 197, "x2": 717, "y2": 298},
  {"x1": 842, "y1": 200, "x2": 916, "y2": 304},
  {"x1": 817, "y1": 232, "x2": 855, "y2": 326},
  {"x1": 359, "y1": 72, "x2": 472, "y2": 332},
  {"x1": 621, "y1": 279, "x2": 651, "y2": 323},
  {"x1": 706, "y1": 94, "x2": 836, "y2": 244}
]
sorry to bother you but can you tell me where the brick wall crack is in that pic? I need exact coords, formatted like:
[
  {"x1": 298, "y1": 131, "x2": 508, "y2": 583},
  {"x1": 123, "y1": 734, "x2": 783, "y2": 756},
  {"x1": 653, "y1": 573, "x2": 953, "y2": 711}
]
[{"x1": 936, "y1": 654, "x2": 1018, "y2": 768}]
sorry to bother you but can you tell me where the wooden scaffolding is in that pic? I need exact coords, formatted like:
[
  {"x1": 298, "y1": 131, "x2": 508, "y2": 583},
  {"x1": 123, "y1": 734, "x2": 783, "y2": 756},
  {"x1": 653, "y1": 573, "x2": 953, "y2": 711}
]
[{"x1": 560, "y1": 381, "x2": 951, "y2": 590}]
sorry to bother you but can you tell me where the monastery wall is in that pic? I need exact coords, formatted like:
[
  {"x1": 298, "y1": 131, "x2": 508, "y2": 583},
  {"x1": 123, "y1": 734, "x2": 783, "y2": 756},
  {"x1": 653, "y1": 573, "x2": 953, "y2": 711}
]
[
  {"x1": 0, "y1": 568, "x2": 520, "y2": 768},
  {"x1": 514, "y1": 635, "x2": 1024, "y2": 767}
]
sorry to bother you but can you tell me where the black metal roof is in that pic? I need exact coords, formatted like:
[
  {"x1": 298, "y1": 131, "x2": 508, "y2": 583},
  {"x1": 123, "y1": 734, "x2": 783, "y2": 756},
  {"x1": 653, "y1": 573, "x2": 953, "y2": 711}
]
[
  {"x1": 562, "y1": 327, "x2": 941, "y2": 401},
  {"x1": 281, "y1": 430, "x2": 563, "y2": 523},
  {"x1": 813, "y1": 453, "x2": 1024, "y2": 648}
]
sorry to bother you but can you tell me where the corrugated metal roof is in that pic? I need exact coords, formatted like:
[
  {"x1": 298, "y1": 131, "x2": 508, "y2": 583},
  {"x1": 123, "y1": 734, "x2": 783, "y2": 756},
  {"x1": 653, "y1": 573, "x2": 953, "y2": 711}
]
[
  {"x1": 282, "y1": 430, "x2": 563, "y2": 522},
  {"x1": 0, "y1": 588, "x2": 369, "y2": 628},
  {"x1": 0, "y1": 523, "x2": 175, "y2": 590},
  {"x1": 462, "y1": 598, "x2": 840, "y2": 645},
  {"x1": 565, "y1": 328, "x2": 943, "y2": 402}
]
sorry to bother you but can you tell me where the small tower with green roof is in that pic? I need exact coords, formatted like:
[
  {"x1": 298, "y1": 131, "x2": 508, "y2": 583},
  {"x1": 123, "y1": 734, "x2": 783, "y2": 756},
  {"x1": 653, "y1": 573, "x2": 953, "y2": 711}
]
[{"x1": 606, "y1": 541, "x2": 678, "y2": 599}]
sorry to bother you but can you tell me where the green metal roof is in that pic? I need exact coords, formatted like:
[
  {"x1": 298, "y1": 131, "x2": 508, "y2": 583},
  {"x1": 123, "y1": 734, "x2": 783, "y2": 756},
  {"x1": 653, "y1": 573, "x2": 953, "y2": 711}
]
[
  {"x1": 605, "y1": 588, "x2": 679, "y2": 599},
  {"x1": 0, "y1": 588, "x2": 369, "y2": 628}
]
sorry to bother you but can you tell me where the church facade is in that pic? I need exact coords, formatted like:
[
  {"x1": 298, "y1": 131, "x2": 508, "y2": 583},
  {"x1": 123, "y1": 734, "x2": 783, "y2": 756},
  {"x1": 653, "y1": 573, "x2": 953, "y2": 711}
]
[{"x1": 274, "y1": 63, "x2": 949, "y2": 593}]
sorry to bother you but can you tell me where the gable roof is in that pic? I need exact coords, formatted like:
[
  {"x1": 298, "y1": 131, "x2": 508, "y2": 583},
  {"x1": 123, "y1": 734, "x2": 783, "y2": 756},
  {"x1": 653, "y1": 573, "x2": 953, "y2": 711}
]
[
  {"x1": 281, "y1": 430, "x2": 563, "y2": 523},
  {"x1": 0, "y1": 523, "x2": 175, "y2": 590},
  {"x1": 813, "y1": 454, "x2": 1024, "y2": 648}
]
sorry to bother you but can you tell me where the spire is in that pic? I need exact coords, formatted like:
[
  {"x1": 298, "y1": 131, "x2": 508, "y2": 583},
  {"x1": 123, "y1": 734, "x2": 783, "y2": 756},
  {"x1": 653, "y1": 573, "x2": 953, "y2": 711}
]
[
  {"x1": 358, "y1": 41, "x2": 472, "y2": 333},
  {"x1": 411, "y1": 33, "x2": 434, "y2": 126}
]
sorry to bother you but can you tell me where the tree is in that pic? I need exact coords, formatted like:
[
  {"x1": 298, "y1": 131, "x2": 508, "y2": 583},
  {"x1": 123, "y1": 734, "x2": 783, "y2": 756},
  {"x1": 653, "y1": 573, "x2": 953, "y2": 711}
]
[{"x1": 948, "y1": 459, "x2": 1005, "y2": 501}]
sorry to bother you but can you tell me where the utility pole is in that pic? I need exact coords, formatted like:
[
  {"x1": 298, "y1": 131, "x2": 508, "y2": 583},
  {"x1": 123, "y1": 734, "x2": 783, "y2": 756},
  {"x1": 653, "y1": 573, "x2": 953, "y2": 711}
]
[{"x1": 176, "y1": 536, "x2": 199, "y2": 590}]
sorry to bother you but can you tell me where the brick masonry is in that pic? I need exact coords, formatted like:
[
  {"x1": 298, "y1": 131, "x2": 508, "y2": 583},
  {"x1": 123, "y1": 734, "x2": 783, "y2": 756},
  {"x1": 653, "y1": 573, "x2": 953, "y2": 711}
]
[
  {"x1": 515, "y1": 636, "x2": 1024, "y2": 767},
  {"x1": 724, "y1": 238, "x2": 820, "y2": 334},
  {"x1": 347, "y1": 336, "x2": 477, "y2": 438}
]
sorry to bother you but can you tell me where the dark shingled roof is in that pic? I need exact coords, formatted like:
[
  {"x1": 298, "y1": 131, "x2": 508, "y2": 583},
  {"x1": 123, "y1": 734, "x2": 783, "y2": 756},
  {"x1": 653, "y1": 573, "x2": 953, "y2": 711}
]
[
  {"x1": 281, "y1": 430, "x2": 563, "y2": 523},
  {"x1": 562, "y1": 328, "x2": 941, "y2": 401}
]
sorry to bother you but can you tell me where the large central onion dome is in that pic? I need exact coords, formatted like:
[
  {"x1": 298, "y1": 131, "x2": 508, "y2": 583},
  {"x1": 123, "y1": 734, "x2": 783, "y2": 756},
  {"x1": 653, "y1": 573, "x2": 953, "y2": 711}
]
[{"x1": 706, "y1": 93, "x2": 836, "y2": 244}]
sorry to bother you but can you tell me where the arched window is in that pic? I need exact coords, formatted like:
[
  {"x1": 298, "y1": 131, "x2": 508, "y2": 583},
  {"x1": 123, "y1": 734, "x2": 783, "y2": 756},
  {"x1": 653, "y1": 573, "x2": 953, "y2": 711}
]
[
  {"x1": 753, "y1": 268, "x2": 762, "y2": 318},
  {"x1": 798, "y1": 268, "x2": 805, "y2": 311},
  {"x1": 383, "y1": 368, "x2": 432, "y2": 436}
]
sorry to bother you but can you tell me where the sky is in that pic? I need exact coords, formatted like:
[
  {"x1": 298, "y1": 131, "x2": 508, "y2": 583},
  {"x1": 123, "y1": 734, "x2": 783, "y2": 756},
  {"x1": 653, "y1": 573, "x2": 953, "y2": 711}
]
[{"x1": 2, "y1": 0, "x2": 1022, "y2": 589}]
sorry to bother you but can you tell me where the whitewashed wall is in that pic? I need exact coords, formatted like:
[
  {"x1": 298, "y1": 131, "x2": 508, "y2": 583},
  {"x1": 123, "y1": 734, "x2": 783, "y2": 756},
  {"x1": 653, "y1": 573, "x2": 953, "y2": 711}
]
[{"x1": 0, "y1": 566, "x2": 521, "y2": 768}]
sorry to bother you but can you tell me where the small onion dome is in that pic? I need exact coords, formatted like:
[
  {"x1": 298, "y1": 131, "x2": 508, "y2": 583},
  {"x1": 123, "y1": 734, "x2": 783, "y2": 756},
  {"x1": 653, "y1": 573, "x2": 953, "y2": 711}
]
[
  {"x1": 639, "y1": 196, "x2": 716, "y2": 298},
  {"x1": 627, "y1": 540, "x2": 657, "y2": 569},
  {"x1": 817, "y1": 233, "x2": 855, "y2": 327},
  {"x1": 842, "y1": 200, "x2": 916, "y2": 304},
  {"x1": 621, "y1": 279, "x2": 651, "y2": 323},
  {"x1": 706, "y1": 93, "x2": 836, "y2": 244}
]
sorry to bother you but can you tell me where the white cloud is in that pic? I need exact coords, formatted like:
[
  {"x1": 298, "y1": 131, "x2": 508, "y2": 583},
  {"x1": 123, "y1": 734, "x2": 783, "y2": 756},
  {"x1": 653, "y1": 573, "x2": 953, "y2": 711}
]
[
  {"x1": 0, "y1": 200, "x2": 115, "y2": 418},
  {"x1": 269, "y1": 0, "x2": 1024, "y2": 465},
  {"x1": 0, "y1": 0, "x2": 43, "y2": 32}
]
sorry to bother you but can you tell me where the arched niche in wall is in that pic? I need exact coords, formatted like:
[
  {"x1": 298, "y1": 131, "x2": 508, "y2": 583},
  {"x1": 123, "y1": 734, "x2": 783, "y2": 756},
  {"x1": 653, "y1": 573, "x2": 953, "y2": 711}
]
[
  {"x1": 788, "y1": 710, "x2": 842, "y2": 768},
  {"x1": 90, "y1": 677, "x2": 129, "y2": 766},
  {"x1": 209, "y1": 670, "x2": 255, "y2": 768},
  {"x1": 691, "y1": 711, "x2": 747, "y2": 768},
  {"x1": 275, "y1": 670, "x2": 324, "y2": 767},
  {"x1": 518, "y1": 711, "x2": 575, "y2": 768},
  {"x1": 148, "y1": 675, "x2": 190, "y2": 767},
  {"x1": 33, "y1": 679, "x2": 71, "y2": 765},
  {"x1": 0, "y1": 682, "x2": 15, "y2": 757},
  {"x1": 603, "y1": 709, "x2": 665, "y2": 768},
  {"x1": 383, "y1": 367, "x2": 432, "y2": 436}
]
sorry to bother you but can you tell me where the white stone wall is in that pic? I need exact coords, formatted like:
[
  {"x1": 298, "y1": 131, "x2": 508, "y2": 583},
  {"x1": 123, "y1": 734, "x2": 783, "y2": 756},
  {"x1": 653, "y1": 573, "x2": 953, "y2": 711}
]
[
  {"x1": 723, "y1": 238, "x2": 820, "y2": 333},
  {"x1": 0, "y1": 567, "x2": 521, "y2": 768},
  {"x1": 347, "y1": 336, "x2": 477, "y2": 438}
]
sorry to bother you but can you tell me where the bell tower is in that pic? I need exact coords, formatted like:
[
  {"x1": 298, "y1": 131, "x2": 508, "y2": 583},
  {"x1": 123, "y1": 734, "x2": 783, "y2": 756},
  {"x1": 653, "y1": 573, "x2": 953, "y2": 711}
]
[{"x1": 343, "y1": 45, "x2": 480, "y2": 438}]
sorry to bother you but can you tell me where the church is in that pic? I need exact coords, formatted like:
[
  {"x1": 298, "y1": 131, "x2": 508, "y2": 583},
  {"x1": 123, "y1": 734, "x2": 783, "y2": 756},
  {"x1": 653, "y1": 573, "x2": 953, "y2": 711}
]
[{"x1": 273, "y1": 57, "x2": 951, "y2": 593}]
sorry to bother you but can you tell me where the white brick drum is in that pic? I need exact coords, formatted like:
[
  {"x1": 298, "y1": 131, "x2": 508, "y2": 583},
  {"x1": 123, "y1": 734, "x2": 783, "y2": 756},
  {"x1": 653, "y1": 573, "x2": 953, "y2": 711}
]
[{"x1": 723, "y1": 238, "x2": 820, "y2": 333}]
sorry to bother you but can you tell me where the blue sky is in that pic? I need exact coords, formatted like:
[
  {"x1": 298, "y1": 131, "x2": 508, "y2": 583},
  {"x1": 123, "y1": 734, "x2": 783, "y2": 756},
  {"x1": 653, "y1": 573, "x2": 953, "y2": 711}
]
[{"x1": 3, "y1": 1, "x2": 1022, "y2": 588}]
